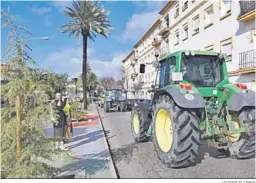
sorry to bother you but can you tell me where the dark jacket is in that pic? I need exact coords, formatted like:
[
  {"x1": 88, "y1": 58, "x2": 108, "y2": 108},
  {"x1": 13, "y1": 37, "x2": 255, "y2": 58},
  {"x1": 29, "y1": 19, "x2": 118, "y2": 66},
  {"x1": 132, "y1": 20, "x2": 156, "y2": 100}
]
[{"x1": 53, "y1": 98, "x2": 67, "y2": 128}]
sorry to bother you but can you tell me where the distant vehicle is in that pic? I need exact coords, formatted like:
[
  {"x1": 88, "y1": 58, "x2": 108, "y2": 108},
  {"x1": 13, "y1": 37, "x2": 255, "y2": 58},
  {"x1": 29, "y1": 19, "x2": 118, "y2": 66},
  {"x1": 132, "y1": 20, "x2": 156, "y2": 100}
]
[{"x1": 104, "y1": 89, "x2": 127, "y2": 112}]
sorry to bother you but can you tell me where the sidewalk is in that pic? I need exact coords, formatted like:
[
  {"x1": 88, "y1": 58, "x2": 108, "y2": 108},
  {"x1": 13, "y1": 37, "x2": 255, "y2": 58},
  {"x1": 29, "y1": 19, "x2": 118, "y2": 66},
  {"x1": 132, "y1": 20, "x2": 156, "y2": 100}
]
[{"x1": 45, "y1": 104, "x2": 117, "y2": 178}]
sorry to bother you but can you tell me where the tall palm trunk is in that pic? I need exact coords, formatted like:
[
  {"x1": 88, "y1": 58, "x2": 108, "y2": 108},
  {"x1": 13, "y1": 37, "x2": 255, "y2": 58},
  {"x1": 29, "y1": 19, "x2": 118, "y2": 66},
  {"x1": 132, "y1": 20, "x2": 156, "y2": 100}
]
[{"x1": 82, "y1": 34, "x2": 88, "y2": 110}]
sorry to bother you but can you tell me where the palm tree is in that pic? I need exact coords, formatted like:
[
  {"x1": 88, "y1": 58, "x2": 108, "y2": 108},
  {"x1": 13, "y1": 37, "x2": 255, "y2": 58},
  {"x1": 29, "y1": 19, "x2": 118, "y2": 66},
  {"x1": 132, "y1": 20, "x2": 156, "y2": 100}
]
[{"x1": 60, "y1": 1, "x2": 113, "y2": 110}]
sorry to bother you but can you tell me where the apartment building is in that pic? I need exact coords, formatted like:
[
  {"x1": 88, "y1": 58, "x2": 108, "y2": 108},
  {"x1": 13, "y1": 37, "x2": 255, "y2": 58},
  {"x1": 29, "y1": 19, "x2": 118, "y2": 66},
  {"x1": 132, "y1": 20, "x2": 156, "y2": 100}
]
[
  {"x1": 162, "y1": 0, "x2": 255, "y2": 89},
  {"x1": 122, "y1": 0, "x2": 256, "y2": 99}
]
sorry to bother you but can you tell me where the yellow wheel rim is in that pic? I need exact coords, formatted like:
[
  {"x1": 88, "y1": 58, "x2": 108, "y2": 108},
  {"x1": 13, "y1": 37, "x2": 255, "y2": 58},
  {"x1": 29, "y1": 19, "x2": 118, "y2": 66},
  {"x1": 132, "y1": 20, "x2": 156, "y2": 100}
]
[
  {"x1": 133, "y1": 114, "x2": 140, "y2": 135},
  {"x1": 155, "y1": 109, "x2": 173, "y2": 152},
  {"x1": 228, "y1": 113, "x2": 241, "y2": 143}
]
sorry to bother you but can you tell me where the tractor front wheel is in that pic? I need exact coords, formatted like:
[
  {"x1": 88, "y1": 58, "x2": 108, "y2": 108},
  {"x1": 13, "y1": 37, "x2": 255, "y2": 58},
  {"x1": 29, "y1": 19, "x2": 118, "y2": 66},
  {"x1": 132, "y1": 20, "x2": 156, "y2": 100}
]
[
  {"x1": 228, "y1": 108, "x2": 255, "y2": 159},
  {"x1": 153, "y1": 95, "x2": 201, "y2": 168},
  {"x1": 131, "y1": 105, "x2": 150, "y2": 142}
]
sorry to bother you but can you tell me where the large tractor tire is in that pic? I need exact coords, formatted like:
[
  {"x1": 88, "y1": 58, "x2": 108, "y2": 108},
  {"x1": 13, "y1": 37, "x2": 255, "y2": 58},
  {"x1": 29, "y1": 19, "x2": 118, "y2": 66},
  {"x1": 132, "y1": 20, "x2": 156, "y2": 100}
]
[
  {"x1": 228, "y1": 107, "x2": 255, "y2": 159},
  {"x1": 120, "y1": 101, "x2": 126, "y2": 112},
  {"x1": 153, "y1": 95, "x2": 201, "y2": 168},
  {"x1": 105, "y1": 101, "x2": 111, "y2": 113},
  {"x1": 131, "y1": 104, "x2": 151, "y2": 142}
]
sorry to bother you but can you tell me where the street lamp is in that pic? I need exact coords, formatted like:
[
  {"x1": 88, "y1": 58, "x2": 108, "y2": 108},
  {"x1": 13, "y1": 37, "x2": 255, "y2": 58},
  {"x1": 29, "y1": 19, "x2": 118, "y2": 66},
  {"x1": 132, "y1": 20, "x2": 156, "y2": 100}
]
[
  {"x1": 72, "y1": 77, "x2": 78, "y2": 95},
  {"x1": 27, "y1": 36, "x2": 50, "y2": 41}
]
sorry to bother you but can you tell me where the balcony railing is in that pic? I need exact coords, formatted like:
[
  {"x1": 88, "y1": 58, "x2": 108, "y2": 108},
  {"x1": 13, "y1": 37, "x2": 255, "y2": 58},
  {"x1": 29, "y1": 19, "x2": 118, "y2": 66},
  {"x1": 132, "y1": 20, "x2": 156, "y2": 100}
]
[
  {"x1": 159, "y1": 46, "x2": 170, "y2": 58},
  {"x1": 239, "y1": 49, "x2": 256, "y2": 70},
  {"x1": 237, "y1": 1, "x2": 256, "y2": 22},
  {"x1": 158, "y1": 22, "x2": 170, "y2": 36},
  {"x1": 152, "y1": 37, "x2": 162, "y2": 47}
]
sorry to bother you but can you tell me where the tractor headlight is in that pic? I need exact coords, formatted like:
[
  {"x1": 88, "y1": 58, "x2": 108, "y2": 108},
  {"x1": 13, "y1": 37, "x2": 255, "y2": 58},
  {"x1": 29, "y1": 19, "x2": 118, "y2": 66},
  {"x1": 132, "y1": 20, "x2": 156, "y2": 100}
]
[
  {"x1": 185, "y1": 51, "x2": 190, "y2": 56},
  {"x1": 190, "y1": 51, "x2": 195, "y2": 56}
]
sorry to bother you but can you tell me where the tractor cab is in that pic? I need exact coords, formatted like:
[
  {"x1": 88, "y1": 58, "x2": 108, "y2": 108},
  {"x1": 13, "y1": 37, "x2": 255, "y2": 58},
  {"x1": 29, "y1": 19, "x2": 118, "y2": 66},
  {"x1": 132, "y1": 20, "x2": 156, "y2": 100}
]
[{"x1": 139, "y1": 50, "x2": 228, "y2": 91}]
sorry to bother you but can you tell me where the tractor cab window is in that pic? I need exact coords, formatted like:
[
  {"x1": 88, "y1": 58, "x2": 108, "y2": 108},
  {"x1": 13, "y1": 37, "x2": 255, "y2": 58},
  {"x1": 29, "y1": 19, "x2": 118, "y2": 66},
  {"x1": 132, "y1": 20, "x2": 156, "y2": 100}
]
[
  {"x1": 181, "y1": 54, "x2": 222, "y2": 86},
  {"x1": 159, "y1": 57, "x2": 176, "y2": 88},
  {"x1": 106, "y1": 90, "x2": 121, "y2": 97}
]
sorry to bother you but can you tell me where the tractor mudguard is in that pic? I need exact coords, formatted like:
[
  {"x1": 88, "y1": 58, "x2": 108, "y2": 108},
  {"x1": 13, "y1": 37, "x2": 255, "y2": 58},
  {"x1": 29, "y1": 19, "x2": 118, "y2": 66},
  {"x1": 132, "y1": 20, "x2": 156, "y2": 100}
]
[
  {"x1": 152, "y1": 87, "x2": 205, "y2": 109},
  {"x1": 227, "y1": 90, "x2": 255, "y2": 111}
]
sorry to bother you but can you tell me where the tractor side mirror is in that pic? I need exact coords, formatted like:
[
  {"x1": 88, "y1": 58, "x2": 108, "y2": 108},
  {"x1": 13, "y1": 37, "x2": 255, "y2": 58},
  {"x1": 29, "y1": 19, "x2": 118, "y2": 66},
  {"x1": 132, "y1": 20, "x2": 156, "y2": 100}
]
[{"x1": 139, "y1": 64, "x2": 145, "y2": 74}]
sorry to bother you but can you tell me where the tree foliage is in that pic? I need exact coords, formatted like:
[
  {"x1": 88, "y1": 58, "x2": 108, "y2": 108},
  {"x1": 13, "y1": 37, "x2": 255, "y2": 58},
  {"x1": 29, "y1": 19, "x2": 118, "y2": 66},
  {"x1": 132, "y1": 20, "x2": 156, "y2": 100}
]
[
  {"x1": 60, "y1": 0, "x2": 113, "y2": 109},
  {"x1": 1, "y1": 9, "x2": 62, "y2": 178}
]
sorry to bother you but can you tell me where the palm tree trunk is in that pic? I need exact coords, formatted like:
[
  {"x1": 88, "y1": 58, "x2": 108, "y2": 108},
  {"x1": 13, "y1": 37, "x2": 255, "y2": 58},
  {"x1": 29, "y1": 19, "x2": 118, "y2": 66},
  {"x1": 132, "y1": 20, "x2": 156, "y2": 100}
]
[{"x1": 82, "y1": 34, "x2": 88, "y2": 110}]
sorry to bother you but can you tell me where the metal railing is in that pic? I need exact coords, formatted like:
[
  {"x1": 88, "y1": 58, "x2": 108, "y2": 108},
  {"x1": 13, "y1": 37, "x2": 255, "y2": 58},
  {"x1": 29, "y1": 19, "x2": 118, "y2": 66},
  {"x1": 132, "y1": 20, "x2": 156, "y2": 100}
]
[
  {"x1": 238, "y1": 1, "x2": 255, "y2": 17},
  {"x1": 239, "y1": 49, "x2": 256, "y2": 70}
]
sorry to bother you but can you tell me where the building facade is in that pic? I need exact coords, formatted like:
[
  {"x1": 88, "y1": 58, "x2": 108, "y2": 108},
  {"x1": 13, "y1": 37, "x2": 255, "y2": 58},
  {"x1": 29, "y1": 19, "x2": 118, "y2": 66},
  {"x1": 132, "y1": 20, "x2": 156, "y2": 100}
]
[{"x1": 122, "y1": 0, "x2": 256, "y2": 99}]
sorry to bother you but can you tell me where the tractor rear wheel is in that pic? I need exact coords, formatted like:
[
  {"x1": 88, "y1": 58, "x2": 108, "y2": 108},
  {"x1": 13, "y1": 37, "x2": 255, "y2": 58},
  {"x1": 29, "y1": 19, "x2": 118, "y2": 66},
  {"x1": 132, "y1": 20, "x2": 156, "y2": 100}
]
[
  {"x1": 131, "y1": 105, "x2": 150, "y2": 142},
  {"x1": 228, "y1": 108, "x2": 255, "y2": 159},
  {"x1": 120, "y1": 101, "x2": 126, "y2": 112},
  {"x1": 153, "y1": 95, "x2": 201, "y2": 168}
]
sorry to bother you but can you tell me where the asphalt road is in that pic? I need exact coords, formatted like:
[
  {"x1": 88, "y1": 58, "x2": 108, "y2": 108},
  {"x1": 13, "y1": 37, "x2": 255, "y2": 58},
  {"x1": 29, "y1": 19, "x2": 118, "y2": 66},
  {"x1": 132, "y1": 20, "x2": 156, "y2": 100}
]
[{"x1": 98, "y1": 108, "x2": 256, "y2": 179}]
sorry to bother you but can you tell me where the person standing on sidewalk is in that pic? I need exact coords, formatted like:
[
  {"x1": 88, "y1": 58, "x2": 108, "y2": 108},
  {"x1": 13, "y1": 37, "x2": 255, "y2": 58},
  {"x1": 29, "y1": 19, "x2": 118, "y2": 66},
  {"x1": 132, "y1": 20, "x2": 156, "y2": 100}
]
[
  {"x1": 63, "y1": 92, "x2": 73, "y2": 140},
  {"x1": 50, "y1": 93, "x2": 68, "y2": 150}
]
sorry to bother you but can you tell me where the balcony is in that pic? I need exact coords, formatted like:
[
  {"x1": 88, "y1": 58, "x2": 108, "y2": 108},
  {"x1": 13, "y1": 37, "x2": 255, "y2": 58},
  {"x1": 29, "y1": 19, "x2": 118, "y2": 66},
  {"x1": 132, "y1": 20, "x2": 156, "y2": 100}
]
[
  {"x1": 158, "y1": 22, "x2": 170, "y2": 36},
  {"x1": 152, "y1": 37, "x2": 162, "y2": 47},
  {"x1": 239, "y1": 50, "x2": 256, "y2": 73},
  {"x1": 159, "y1": 46, "x2": 170, "y2": 58},
  {"x1": 237, "y1": 1, "x2": 256, "y2": 22},
  {"x1": 131, "y1": 73, "x2": 138, "y2": 79}
]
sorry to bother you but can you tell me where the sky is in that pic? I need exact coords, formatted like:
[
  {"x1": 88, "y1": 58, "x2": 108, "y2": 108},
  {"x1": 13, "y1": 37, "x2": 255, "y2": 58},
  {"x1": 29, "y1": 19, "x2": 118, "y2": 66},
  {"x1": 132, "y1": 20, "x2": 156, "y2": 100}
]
[{"x1": 1, "y1": 0, "x2": 167, "y2": 79}]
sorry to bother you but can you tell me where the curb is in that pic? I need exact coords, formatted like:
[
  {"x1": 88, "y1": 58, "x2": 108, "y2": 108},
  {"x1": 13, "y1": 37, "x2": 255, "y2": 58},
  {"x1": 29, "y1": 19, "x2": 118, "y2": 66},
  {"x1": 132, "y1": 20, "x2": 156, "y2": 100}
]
[{"x1": 96, "y1": 106, "x2": 118, "y2": 179}]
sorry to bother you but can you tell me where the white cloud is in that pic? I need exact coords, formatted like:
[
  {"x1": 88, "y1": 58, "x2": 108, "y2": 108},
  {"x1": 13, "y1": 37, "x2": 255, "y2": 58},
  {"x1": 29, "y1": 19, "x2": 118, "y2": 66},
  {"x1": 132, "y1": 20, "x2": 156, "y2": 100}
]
[
  {"x1": 31, "y1": 6, "x2": 53, "y2": 26},
  {"x1": 122, "y1": 1, "x2": 167, "y2": 41},
  {"x1": 122, "y1": 11, "x2": 160, "y2": 41},
  {"x1": 89, "y1": 51, "x2": 129, "y2": 79},
  {"x1": 32, "y1": 7, "x2": 52, "y2": 16},
  {"x1": 50, "y1": 1, "x2": 72, "y2": 12},
  {"x1": 44, "y1": 47, "x2": 127, "y2": 79}
]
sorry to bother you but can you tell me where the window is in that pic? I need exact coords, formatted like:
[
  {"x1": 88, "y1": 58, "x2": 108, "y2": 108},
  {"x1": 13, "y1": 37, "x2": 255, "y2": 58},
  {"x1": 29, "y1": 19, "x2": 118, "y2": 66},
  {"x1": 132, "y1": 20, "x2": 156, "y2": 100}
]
[
  {"x1": 174, "y1": 4, "x2": 179, "y2": 19},
  {"x1": 159, "y1": 57, "x2": 176, "y2": 88},
  {"x1": 192, "y1": 15, "x2": 200, "y2": 35},
  {"x1": 174, "y1": 29, "x2": 179, "y2": 45},
  {"x1": 165, "y1": 15, "x2": 169, "y2": 27},
  {"x1": 220, "y1": 38, "x2": 232, "y2": 62},
  {"x1": 182, "y1": 23, "x2": 188, "y2": 40},
  {"x1": 182, "y1": 1, "x2": 188, "y2": 12},
  {"x1": 205, "y1": 44, "x2": 214, "y2": 51},
  {"x1": 182, "y1": 54, "x2": 222, "y2": 86},
  {"x1": 204, "y1": 5, "x2": 214, "y2": 27},
  {"x1": 159, "y1": 61, "x2": 167, "y2": 88},
  {"x1": 221, "y1": 0, "x2": 232, "y2": 15},
  {"x1": 251, "y1": 27, "x2": 255, "y2": 43}
]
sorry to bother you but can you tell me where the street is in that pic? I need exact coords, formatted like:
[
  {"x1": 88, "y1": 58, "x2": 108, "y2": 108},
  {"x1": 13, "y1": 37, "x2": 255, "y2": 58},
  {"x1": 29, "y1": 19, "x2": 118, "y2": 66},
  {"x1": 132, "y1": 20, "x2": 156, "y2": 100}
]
[{"x1": 98, "y1": 108, "x2": 256, "y2": 179}]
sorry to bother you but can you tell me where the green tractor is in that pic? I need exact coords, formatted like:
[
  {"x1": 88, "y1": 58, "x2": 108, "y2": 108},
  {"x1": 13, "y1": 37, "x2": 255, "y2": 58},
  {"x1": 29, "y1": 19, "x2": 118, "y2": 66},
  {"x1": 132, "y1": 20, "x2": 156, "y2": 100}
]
[{"x1": 131, "y1": 50, "x2": 255, "y2": 168}]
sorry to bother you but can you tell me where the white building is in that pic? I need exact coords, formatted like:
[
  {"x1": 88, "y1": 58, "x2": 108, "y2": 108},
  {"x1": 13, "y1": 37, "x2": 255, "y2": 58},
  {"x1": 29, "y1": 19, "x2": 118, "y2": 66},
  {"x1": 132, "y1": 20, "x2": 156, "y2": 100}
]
[{"x1": 122, "y1": 0, "x2": 256, "y2": 98}]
